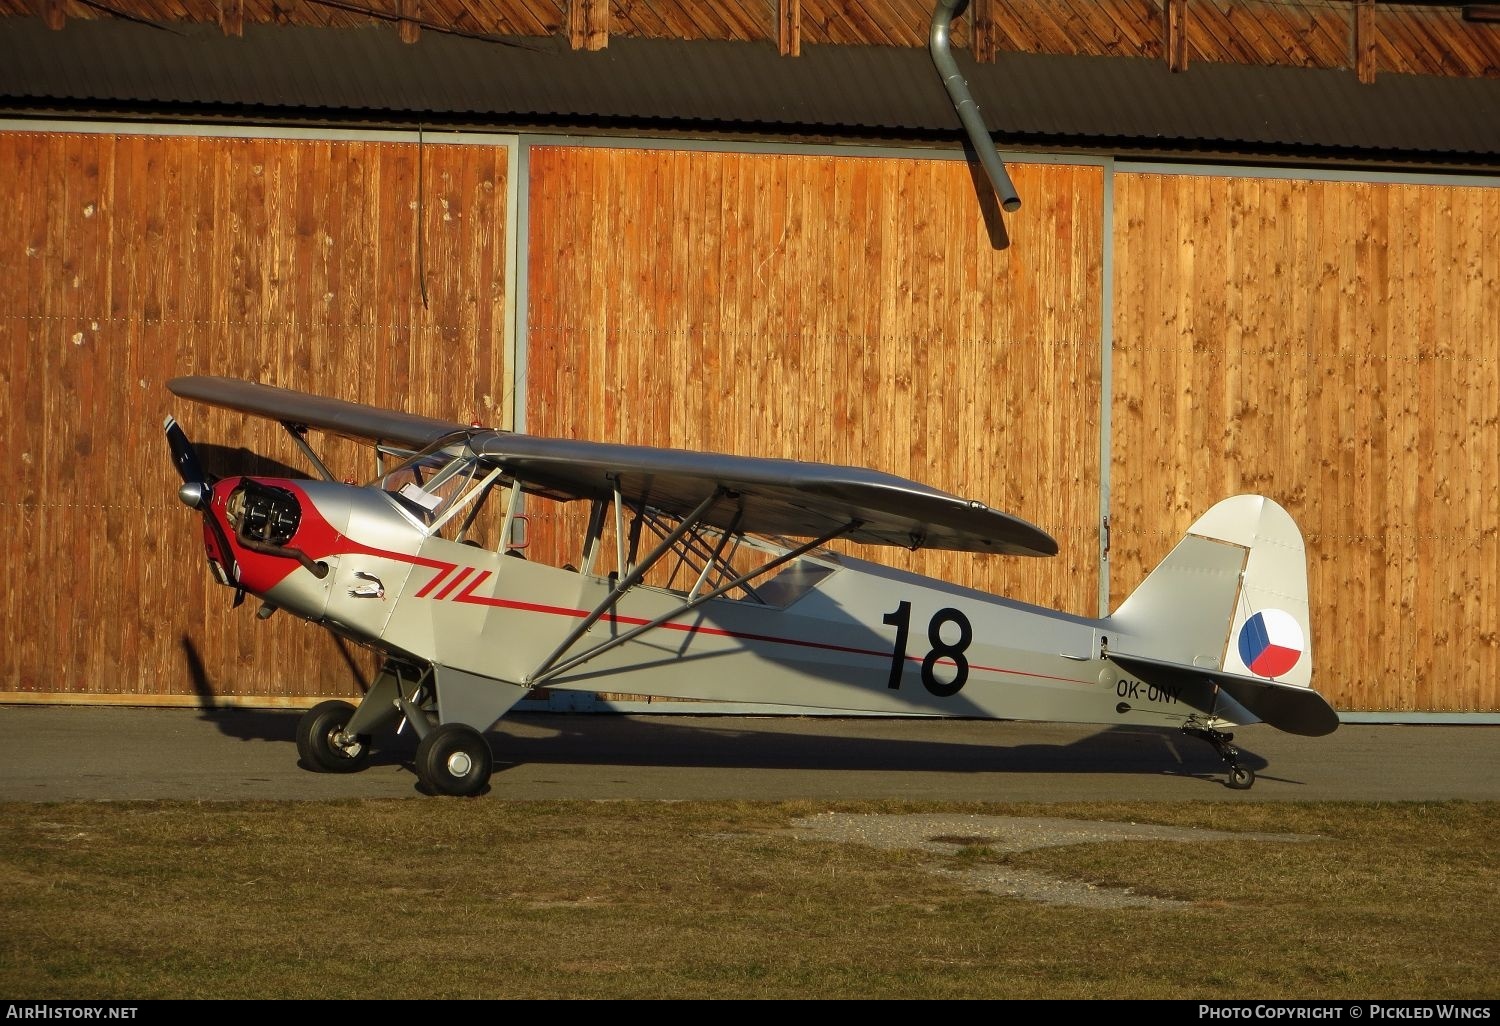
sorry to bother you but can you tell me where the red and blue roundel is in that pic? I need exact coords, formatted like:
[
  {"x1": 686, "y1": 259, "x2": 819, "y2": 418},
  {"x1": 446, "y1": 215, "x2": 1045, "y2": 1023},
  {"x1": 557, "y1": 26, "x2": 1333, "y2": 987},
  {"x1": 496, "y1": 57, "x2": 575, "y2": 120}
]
[{"x1": 1237, "y1": 609, "x2": 1304, "y2": 678}]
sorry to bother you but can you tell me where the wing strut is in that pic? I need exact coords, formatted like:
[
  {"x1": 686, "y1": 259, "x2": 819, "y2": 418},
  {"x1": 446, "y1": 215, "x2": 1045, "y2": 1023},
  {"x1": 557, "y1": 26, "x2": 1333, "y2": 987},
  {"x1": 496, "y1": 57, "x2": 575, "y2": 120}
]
[
  {"x1": 281, "y1": 422, "x2": 337, "y2": 482},
  {"x1": 688, "y1": 506, "x2": 745, "y2": 602},
  {"x1": 524, "y1": 518, "x2": 860, "y2": 689},
  {"x1": 525, "y1": 489, "x2": 725, "y2": 685}
]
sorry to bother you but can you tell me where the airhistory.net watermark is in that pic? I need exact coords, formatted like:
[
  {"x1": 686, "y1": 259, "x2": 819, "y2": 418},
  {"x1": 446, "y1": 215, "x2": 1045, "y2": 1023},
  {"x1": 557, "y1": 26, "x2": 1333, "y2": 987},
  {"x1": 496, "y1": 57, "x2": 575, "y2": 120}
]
[{"x1": 5, "y1": 1007, "x2": 137, "y2": 1019}]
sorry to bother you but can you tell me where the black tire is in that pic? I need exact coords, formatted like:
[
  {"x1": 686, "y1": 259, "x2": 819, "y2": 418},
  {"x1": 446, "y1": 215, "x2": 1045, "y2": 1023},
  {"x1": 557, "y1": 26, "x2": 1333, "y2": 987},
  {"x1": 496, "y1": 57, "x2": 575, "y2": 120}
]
[
  {"x1": 415, "y1": 723, "x2": 493, "y2": 797},
  {"x1": 297, "y1": 700, "x2": 373, "y2": 773},
  {"x1": 1226, "y1": 765, "x2": 1255, "y2": 790}
]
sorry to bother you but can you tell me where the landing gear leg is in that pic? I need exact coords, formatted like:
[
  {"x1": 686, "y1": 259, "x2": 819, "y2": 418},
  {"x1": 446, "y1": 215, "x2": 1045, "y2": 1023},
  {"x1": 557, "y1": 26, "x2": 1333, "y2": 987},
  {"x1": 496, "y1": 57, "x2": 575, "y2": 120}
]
[{"x1": 1182, "y1": 724, "x2": 1255, "y2": 790}]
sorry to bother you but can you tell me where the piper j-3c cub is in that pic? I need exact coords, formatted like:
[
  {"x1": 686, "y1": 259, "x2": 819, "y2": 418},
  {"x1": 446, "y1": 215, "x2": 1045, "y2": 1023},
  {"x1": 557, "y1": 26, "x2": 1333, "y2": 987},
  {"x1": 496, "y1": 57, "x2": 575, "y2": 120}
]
[{"x1": 165, "y1": 375, "x2": 1339, "y2": 796}]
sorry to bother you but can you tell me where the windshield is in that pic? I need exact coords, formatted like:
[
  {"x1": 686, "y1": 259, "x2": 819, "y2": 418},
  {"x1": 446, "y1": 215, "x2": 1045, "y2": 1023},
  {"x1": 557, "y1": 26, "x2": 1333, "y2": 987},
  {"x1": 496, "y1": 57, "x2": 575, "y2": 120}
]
[{"x1": 371, "y1": 437, "x2": 487, "y2": 529}]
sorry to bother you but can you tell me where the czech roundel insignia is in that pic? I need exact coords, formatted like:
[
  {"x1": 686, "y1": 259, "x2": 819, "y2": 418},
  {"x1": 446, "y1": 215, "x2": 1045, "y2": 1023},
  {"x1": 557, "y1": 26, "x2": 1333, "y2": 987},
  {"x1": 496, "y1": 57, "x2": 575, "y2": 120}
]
[{"x1": 1237, "y1": 609, "x2": 1305, "y2": 678}]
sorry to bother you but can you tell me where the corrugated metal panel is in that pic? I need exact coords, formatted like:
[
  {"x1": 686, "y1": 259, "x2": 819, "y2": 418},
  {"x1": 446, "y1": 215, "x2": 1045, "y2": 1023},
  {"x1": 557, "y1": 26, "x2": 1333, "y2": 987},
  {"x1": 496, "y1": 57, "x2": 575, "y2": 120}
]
[{"x1": 1, "y1": 16, "x2": 1498, "y2": 159}]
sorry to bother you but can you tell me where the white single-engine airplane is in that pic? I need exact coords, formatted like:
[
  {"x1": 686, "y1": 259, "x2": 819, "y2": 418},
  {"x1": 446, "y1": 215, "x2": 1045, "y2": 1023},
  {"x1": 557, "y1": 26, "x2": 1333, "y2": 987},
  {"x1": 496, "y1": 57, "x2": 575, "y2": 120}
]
[{"x1": 165, "y1": 375, "x2": 1338, "y2": 795}]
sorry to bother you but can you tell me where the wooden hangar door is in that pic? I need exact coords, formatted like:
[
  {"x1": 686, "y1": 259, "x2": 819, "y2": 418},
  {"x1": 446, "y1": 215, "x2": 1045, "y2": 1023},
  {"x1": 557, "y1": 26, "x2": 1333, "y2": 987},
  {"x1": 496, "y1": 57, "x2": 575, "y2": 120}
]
[
  {"x1": 522, "y1": 144, "x2": 1106, "y2": 620},
  {"x1": 1110, "y1": 170, "x2": 1500, "y2": 715},
  {"x1": 0, "y1": 127, "x2": 514, "y2": 702}
]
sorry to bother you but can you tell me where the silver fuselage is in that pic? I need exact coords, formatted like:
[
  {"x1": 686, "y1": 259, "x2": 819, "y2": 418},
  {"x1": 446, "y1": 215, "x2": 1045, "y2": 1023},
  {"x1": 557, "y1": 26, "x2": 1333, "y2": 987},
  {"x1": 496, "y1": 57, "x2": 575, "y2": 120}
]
[{"x1": 248, "y1": 480, "x2": 1233, "y2": 733}]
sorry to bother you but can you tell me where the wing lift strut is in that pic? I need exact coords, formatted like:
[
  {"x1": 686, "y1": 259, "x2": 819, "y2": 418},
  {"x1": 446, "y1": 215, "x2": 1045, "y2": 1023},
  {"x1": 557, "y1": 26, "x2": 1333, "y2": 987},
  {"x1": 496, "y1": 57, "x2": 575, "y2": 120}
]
[
  {"x1": 280, "y1": 422, "x2": 337, "y2": 482},
  {"x1": 523, "y1": 488, "x2": 860, "y2": 689},
  {"x1": 277, "y1": 419, "x2": 424, "y2": 483}
]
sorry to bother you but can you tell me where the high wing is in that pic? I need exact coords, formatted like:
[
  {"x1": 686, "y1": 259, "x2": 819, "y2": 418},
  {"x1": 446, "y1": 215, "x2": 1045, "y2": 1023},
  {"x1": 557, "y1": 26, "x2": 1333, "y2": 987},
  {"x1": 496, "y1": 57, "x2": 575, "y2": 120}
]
[
  {"x1": 167, "y1": 375, "x2": 1058, "y2": 557},
  {"x1": 169, "y1": 375, "x2": 464, "y2": 450},
  {"x1": 467, "y1": 431, "x2": 1056, "y2": 555}
]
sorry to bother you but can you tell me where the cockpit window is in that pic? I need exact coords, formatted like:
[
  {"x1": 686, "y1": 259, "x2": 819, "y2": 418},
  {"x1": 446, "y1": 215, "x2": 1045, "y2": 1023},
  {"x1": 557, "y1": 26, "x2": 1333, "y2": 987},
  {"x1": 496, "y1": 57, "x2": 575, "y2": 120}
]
[{"x1": 372, "y1": 437, "x2": 491, "y2": 535}]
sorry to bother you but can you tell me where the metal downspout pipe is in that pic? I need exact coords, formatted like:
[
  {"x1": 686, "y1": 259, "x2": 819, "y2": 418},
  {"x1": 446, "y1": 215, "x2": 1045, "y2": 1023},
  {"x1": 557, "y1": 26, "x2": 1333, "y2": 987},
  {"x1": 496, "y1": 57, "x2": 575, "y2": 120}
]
[{"x1": 929, "y1": 0, "x2": 1021, "y2": 212}]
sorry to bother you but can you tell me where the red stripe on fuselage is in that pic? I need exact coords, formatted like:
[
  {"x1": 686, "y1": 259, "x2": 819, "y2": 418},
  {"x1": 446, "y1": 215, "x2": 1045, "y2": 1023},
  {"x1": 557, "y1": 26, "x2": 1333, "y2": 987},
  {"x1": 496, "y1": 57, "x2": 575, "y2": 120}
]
[
  {"x1": 445, "y1": 567, "x2": 1093, "y2": 687},
  {"x1": 433, "y1": 566, "x2": 477, "y2": 601},
  {"x1": 245, "y1": 494, "x2": 1095, "y2": 691},
  {"x1": 414, "y1": 566, "x2": 455, "y2": 598}
]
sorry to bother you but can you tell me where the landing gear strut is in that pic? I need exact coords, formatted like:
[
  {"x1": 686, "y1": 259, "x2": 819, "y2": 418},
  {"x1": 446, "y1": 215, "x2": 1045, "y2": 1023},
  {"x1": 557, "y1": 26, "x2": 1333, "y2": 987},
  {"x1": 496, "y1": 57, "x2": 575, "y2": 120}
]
[{"x1": 1182, "y1": 723, "x2": 1255, "y2": 790}]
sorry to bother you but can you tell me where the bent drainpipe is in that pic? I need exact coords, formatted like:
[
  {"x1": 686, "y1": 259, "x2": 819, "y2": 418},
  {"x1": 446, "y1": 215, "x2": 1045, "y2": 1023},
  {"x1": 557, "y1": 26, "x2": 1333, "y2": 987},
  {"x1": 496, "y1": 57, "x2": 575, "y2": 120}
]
[{"x1": 930, "y1": 0, "x2": 1020, "y2": 212}]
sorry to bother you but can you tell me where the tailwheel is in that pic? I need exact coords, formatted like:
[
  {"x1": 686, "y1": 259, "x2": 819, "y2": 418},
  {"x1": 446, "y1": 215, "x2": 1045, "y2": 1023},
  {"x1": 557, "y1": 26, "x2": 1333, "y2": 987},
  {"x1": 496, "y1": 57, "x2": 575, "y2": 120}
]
[
  {"x1": 297, "y1": 700, "x2": 374, "y2": 773},
  {"x1": 1181, "y1": 723, "x2": 1255, "y2": 791},
  {"x1": 415, "y1": 723, "x2": 493, "y2": 797}
]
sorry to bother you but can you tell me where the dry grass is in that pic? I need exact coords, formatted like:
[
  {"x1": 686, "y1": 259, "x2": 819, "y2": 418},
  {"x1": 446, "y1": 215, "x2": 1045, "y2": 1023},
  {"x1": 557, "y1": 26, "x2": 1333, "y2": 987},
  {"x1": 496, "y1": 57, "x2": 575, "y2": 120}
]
[{"x1": 0, "y1": 799, "x2": 1494, "y2": 999}]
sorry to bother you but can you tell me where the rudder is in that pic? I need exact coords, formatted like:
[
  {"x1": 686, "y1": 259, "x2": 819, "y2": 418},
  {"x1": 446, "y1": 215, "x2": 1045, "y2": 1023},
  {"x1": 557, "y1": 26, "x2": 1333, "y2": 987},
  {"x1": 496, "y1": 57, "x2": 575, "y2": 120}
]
[{"x1": 1110, "y1": 495, "x2": 1313, "y2": 689}]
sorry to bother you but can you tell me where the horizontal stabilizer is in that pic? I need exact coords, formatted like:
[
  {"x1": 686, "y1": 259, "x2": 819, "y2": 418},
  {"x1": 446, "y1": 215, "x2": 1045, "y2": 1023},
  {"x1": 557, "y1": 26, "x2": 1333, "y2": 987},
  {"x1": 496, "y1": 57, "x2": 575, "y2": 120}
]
[{"x1": 1109, "y1": 653, "x2": 1339, "y2": 737}]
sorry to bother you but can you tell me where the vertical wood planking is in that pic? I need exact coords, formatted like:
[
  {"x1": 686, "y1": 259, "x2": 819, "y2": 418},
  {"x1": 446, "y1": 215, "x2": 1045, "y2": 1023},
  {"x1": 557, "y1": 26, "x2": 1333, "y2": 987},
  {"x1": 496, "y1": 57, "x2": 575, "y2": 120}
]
[
  {"x1": 11, "y1": 133, "x2": 45, "y2": 693},
  {"x1": 1112, "y1": 171, "x2": 1500, "y2": 714},
  {"x1": 525, "y1": 145, "x2": 1103, "y2": 613},
  {"x1": 0, "y1": 130, "x2": 511, "y2": 699}
]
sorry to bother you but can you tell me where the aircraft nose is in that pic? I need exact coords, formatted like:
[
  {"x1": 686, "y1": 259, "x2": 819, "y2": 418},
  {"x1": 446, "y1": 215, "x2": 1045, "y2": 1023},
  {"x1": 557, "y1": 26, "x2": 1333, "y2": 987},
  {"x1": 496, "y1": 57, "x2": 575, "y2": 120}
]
[{"x1": 178, "y1": 481, "x2": 210, "y2": 511}]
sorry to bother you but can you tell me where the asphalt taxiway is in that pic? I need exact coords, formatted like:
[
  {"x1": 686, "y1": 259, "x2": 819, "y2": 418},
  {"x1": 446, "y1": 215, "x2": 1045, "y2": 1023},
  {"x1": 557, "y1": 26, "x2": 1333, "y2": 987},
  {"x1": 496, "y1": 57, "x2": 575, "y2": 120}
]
[{"x1": 0, "y1": 705, "x2": 1494, "y2": 802}]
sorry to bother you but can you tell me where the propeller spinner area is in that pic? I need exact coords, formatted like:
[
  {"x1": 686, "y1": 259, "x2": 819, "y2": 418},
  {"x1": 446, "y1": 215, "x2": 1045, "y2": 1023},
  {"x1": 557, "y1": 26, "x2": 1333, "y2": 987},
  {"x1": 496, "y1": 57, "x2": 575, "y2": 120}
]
[{"x1": 164, "y1": 415, "x2": 216, "y2": 510}]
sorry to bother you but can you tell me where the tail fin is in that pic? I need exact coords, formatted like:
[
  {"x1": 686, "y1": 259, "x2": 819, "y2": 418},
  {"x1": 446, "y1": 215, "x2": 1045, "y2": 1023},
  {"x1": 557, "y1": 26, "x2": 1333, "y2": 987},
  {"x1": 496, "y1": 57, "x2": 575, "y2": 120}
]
[{"x1": 1108, "y1": 496, "x2": 1337, "y2": 736}]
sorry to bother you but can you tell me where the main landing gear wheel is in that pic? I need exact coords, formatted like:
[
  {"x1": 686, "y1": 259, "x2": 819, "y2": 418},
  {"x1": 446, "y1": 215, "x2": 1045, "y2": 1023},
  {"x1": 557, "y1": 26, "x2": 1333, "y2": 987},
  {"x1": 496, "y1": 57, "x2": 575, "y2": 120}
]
[
  {"x1": 415, "y1": 723, "x2": 493, "y2": 797},
  {"x1": 1227, "y1": 765, "x2": 1256, "y2": 790},
  {"x1": 297, "y1": 700, "x2": 373, "y2": 773}
]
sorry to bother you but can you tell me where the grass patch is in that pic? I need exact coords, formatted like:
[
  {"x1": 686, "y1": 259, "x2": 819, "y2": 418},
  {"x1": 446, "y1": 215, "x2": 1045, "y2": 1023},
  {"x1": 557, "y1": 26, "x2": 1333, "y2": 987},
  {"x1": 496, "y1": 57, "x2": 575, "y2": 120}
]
[{"x1": 0, "y1": 800, "x2": 1494, "y2": 999}]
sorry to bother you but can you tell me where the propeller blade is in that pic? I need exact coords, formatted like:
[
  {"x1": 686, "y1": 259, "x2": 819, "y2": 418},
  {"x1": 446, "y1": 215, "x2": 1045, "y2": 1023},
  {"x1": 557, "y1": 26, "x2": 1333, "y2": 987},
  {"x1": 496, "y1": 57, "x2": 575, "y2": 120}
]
[{"x1": 164, "y1": 414, "x2": 209, "y2": 486}]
